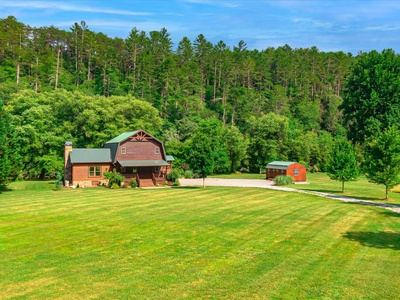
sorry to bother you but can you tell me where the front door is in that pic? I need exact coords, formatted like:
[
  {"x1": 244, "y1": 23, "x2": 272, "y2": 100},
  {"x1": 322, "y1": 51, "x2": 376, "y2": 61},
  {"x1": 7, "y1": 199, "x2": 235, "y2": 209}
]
[{"x1": 137, "y1": 167, "x2": 153, "y2": 179}]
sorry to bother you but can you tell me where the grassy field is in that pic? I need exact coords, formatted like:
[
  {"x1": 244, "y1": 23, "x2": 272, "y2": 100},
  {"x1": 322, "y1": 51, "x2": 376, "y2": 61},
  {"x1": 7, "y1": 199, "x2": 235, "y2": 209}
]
[
  {"x1": 292, "y1": 172, "x2": 400, "y2": 202},
  {"x1": 211, "y1": 172, "x2": 400, "y2": 205},
  {"x1": 1, "y1": 181, "x2": 400, "y2": 299}
]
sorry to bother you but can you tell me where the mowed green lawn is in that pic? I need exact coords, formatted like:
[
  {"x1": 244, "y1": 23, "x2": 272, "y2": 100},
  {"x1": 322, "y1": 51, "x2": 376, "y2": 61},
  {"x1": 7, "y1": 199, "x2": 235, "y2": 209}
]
[
  {"x1": 212, "y1": 172, "x2": 400, "y2": 205},
  {"x1": 292, "y1": 172, "x2": 400, "y2": 204},
  {"x1": 1, "y1": 182, "x2": 400, "y2": 299}
]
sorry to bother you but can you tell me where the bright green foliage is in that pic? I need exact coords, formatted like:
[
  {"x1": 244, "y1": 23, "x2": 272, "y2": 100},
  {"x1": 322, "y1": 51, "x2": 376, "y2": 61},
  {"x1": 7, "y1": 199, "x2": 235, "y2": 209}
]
[
  {"x1": 187, "y1": 118, "x2": 230, "y2": 177},
  {"x1": 54, "y1": 171, "x2": 62, "y2": 190},
  {"x1": 183, "y1": 170, "x2": 194, "y2": 179},
  {"x1": 166, "y1": 169, "x2": 182, "y2": 183},
  {"x1": 6, "y1": 89, "x2": 163, "y2": 178},
  {"x1": 363, "y1": 126, "x2": 400, "y2": 199},
  {"x1": 342, "y1": 49, "x2": 400, "y2": 143},
  {"x1": 0, "y1": 100, "x2": 21, "y2": 186},
  {"x1": 0, "y1": 100, "x2": 12, "y2": 186},
  {"x1": 103, "y1": 169, "x2": 125, "y2": 188},
  {"x1": 129, "y1": 179, "x2": 138, "y2": 188},
  {"x1": 274, "y1": 175, "x2": 293, "y2": 186},
  {"x1": 186, "y1": 120, "x2": 224, "y2": 187},
  {"x1": 247, "y1": 113, "x2": 291, "y2": 172},
  {"x1": 326, "y1": 138, "x2": 359, "y2": 192},
  {"x1": 222, "y1": 125, "x2": 248, "y2": 173},
  {"x1": 186, "y1": 135, "x2": 214, "y2": 187}
]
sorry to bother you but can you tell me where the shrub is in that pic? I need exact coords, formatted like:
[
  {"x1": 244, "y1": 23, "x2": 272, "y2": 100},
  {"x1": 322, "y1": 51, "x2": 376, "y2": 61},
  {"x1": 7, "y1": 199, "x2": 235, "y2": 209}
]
[
  {"x1": 54, "y1": 172, "x2": 62, "y2": 190},
  {"x1": 172, "y1": 180, "x2": 180, "y2": 187},
  {"x1": 130, "y1": 179, "x2": 138, "y2": 188},
  {"x1": 103, "y1": 169, "x2": 125, "y2": 187},
  {"x1": 274, "y1": 175, "x2": 293, "y2": 186},
  {"x1": 184, "y1": 170, "x2": 194, "y2": 179},
  {"x1": 110, "y1": 183, "x2": 120, "y2": 189},
  {"x1": 166, "y1": 169, "x2": 182, "y2": 183},
  {"x1": 299, "y1": 160, "x2": 309, "y2": 169}
]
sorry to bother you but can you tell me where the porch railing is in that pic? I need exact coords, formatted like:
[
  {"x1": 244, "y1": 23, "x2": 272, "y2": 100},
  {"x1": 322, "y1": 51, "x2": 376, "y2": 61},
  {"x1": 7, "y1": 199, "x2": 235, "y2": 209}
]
[{"x1": 136, "y1": 173, "x2": 141, "y2": 187}]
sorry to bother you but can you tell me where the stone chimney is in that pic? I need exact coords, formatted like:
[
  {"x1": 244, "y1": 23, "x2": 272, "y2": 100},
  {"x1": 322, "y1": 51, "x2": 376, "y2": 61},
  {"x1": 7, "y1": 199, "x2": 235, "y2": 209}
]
[{"x1": 64, "y1": 142, "x2": 73, "y2": 186}]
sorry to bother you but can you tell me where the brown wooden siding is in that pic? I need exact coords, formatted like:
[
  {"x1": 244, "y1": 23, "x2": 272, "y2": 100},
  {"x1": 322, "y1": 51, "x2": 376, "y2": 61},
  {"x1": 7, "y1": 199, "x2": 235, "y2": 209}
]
[
  {"x1": 116, "y1": 139, "x2": 164, "y2": 161},
  {"x1": 72, "y1": 163, "x2": 112, "y2": 182}
]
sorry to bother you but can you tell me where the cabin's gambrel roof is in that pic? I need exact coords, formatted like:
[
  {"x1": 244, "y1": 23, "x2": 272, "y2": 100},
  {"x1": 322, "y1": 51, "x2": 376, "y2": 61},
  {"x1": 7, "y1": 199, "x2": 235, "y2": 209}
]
[{"x1": 104, "y1": 129, "x2": 167, "y2": 163}]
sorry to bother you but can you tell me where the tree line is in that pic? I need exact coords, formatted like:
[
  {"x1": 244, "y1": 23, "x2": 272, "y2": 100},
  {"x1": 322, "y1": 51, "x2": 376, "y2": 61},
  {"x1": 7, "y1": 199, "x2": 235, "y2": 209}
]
[{"x1": 1, "y1": 16, "x2": 400, "y2": 198}]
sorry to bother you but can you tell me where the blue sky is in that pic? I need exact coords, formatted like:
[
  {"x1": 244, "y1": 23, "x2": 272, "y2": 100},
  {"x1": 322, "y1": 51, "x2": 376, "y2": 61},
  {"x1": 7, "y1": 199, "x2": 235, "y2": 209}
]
[{"x1": 1, "y1": 0, "x2": 400, "y2": 54}]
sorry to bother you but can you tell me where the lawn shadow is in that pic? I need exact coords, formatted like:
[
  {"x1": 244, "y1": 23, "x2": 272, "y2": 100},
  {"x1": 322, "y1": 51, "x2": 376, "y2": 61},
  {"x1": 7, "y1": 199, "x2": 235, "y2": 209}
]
[
  {"x1": 379, "y1": 211, "x2": 400, "y2": 218},
  {"x1": 174, "y1": 186, "x2": 201, "y2": 190},
  {"x1": 342, "y1": 231, "x2": 400, "y2": 250},
  {"x1": 300, "y1": 188, "x2": 386, "y2": 201},
  {"x1": 299, "y1": 188, "x2": 342, "y2": 194},
  {"x1": 0, "y1": 186, "x2": 12, "y2": 193}
]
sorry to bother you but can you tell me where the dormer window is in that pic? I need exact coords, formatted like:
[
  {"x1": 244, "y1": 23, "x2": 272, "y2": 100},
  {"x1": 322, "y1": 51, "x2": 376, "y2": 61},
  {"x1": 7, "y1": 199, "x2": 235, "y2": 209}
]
[
  {"x1": 155, "y1": 147, "x2": 159, "y2": 154},
  {"x1": 121, "y1": 147, "x2": 126, "y2": 154}
]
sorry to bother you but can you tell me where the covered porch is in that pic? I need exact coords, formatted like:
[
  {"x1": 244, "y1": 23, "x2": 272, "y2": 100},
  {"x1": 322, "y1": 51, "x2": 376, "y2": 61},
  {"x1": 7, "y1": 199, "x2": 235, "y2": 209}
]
[{"x1": 117, "y1": 160, "x2": 170, "y2": 187}]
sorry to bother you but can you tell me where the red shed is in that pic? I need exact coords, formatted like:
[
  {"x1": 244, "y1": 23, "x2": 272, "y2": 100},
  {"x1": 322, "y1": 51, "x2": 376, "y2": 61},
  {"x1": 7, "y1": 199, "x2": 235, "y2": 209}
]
[{"x1": 266, "y1": 161, "x2": 306, "y2": 182}]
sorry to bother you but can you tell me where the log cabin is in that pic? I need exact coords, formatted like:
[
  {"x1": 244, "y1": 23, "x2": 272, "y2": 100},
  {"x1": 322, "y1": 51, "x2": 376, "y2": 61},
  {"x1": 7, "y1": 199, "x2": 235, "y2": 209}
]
[
  {"x1": 64, "y1": 130, "x2": 173, "y2": 187},
  {"x1": 266, "y1": 161, "x2": 306, "y2": 182}
]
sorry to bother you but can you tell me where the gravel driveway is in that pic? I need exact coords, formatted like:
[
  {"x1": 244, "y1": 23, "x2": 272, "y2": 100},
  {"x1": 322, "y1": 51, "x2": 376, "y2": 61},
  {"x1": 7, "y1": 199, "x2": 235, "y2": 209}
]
[{"x1": 179, "y1": 178, "x2": 400, "y2": 214}]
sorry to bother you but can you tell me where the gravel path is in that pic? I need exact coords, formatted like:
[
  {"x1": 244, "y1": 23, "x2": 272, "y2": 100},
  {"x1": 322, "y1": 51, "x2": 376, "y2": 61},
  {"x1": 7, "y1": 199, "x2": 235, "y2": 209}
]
[{"x1": 179, "y1": 178, "x2": 400, "y2": 214}]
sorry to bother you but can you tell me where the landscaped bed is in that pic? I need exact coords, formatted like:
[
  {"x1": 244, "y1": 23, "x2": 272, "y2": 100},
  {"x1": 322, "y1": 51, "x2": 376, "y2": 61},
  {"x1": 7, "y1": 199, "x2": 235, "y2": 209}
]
[{"x1": 0, "y1": 181, "x2": 399, "y2": 299}]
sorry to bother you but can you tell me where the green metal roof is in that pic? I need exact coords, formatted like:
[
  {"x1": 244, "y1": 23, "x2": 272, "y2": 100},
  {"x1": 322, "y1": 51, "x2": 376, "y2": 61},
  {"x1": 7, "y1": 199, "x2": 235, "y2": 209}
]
[
  {"x1": 266, "y1": 161, "x2": 298, "y2": 170},
  {"x1": 70, "y1": 149, "x2": 111, "y2": 164},
  {"x1": 118, "y1": 160, "x2": 170, "y2": 167},
  {"x1": 105, "y1": 131, "x2": 140, "y2": 144},
  {"x1": 166, "y1": 155, "x2": 175, "y2": 161}
]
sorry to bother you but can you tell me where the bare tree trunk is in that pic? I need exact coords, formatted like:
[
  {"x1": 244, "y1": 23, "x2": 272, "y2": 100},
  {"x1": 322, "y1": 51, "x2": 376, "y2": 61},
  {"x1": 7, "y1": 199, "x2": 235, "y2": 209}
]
[
  {"x1": 87, "y1": 53, "x2": 91, "y2": 81},
  {"x1": 103, "y1": 64, "x2": 107, "y2": 96},
  {"x1": 203, "y1": 177, "x2": 205, "y2": 188},
  {"x1": 16, "y1": 62, "x2": 20, "y2": 84},
  {"x1": 55, "y1": 48, "x2": 61, "y2": 90},
  {"x1": 213, "y1": 63, "x2": 217, "y2": 99},
  {"x1": 386, "y1": 185, "x2": 389, "y2": 200},
  {"x1": 35, "y1": 56, "x2": 39, "y2": 93}
]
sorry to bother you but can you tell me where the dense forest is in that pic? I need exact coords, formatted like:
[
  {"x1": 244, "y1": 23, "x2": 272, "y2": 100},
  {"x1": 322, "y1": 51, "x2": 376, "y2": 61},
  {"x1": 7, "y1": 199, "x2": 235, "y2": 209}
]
[{"x1": 1, "y1": 16, "x2": 399, "y2": 186}]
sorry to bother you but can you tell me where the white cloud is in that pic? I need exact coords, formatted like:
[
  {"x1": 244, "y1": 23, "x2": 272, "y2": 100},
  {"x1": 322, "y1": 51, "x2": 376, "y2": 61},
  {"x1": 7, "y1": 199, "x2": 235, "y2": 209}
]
[
  {"x1": 179, "y1": 0, "x2": 241, "y2": 8},
  {"x1": 0, "y1": 1, "x2": 152, "y2": 16},
  {"x1": 292, "y1": 18, "x2": 333, "y2": 29},
  {"x1": 364, "y1": 25, "x2": 400, "y2": 32}
]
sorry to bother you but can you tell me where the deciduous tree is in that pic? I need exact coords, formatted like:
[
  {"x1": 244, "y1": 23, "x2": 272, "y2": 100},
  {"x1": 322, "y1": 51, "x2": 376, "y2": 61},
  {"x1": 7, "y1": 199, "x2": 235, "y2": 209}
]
[
  {"x1": 326, "y1": 137, "x2": 359, "y2": 192},
  {"x1": 363, "y1": 126, "x2": 400, "y2": 200}
]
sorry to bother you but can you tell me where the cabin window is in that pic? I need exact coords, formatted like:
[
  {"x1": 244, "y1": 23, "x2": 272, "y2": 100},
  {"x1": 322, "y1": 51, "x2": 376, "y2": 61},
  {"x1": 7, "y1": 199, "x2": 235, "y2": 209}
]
[
  {"x1": 122, "y1": 167, "x2": 127, "y2": 174},
  {"x1": 155, "y1": 166, "x2": 160, "y2": 172},
  {"x1": 281, "y1": 170, "x2": 284, "y2": 174},
  {"x1": 89, "y1": 166, "x2": 101, "y2": 177},
  {"x1": 155, "y1": 147, "x2": 160, "y2": 154},
  {"x1": 294, "y1": 169, "x2": 299, "y2": 176},
  {"x1": 132, "y1": 168, "x2": 137, "y2": 174},
  {"x1": 268, "y1": 169, "x2": 270, "y2": 174},
  {"x1": 121, "y1": 147, "x2": 126, "y2": 154}
]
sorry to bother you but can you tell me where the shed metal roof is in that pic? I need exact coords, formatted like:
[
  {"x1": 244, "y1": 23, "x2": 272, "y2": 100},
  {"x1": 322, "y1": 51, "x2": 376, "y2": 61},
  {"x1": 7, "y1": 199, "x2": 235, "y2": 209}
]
[
  {"x1": 266, "y1": 161, "x2": 298, "y2": 170},
  {"x1": 70, "y1": 149, "x2": 111, "y2": 164},
  {"x1": 166, "y1": 155, "x2": 174, "y2": 161},
  {"x1": 105, "y1": 131, "x2": 140, "y2": 144},
  {"x1": 118, "y1": 160, "x2": 170, "y2": 167}
]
